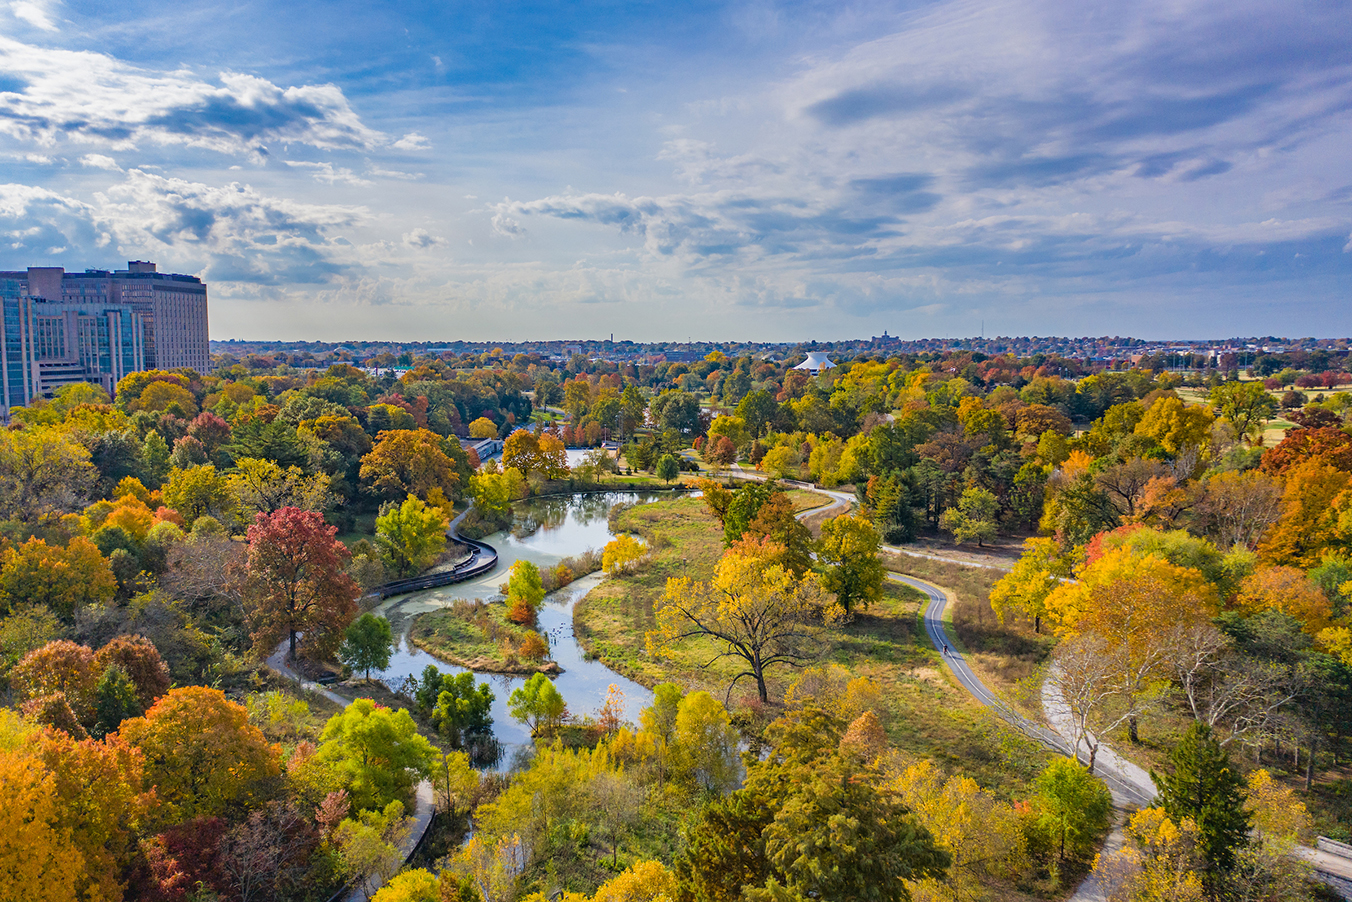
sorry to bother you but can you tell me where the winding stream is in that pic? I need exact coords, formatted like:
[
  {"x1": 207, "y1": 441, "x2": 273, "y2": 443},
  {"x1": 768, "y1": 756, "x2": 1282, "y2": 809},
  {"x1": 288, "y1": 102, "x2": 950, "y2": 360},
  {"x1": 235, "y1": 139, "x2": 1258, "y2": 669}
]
[{"x1": 372, "y1": 491, "x2": 662, "y2": 762}]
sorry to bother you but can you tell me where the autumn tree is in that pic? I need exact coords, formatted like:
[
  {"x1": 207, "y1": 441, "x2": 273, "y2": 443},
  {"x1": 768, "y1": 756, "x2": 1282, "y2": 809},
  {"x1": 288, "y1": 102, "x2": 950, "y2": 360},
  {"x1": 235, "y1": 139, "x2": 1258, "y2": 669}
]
[
  {"x1": 468, "y1": 417, "x2": 498, "y2": 439},
  {"x1": 1045, "y1": 548, "x2": 1219, "y2": 742},
  {"x1": 990, "y1": 537, "x2": 1072, "y2": 632},
  {"x1": 817, "y1": 514, "x2": 884, "y2": 612},
  {"x1": 1194, "y1": 469, "x2": 1283, "y2": 549},
  {"x1": 649, "y1": 537, "x2": 842, "y2": 703},
  {"x1": 162, "y1": 463, "x2": 237, "y2": 528},
  {"x1": 228, "y1": 457, "x2": 332, "y2": 520},
  {"x1": 1237, "y1": 566, "x2": 1333, "y2": 634},
  {"x1": 245, "y1": 507, "x2": 360, "y2": 662},
  {"x1": 1260, "y1": 425, "x2": 1352, "y2": 476},
  {"x1": 360, "y1": 428, "x2": 460, "y2": 501},
  {"x1": 315, "y1": 699, "x2": 438, "y2": 811},
  {"x1": 742, "y1": 491, "x2": 813, "y2": 577},
  {"x1": 375, "y1": 494, "x2": 448, "y2": 578},
  {"x1": 0, "y1": 425, "x2": 97, "y2": 526},
  {"x1": 890, "y1": 759, "x2": 1027, "y2": 899},
  {"x1": 602, "y1": 534, "x2": 648, "y2": 575},
  {"x1": 119, "y1": 686, "x2": 281, "y2": 821},
  {"x1": 0, "y1": 746, "x2": 86, "y2": 902},
  {"x1": 0, "y1": 536, "x2": 117, "y2": 619},
  {"x1": 35, "y1": 730, "x2": 149, "y2": 899},
  {"x1": 1258, "y1": 458, "x2": 1351, "y2": 566},
  {"x1": 502, "y1": 429, "x2": 548, "y2": 477}
]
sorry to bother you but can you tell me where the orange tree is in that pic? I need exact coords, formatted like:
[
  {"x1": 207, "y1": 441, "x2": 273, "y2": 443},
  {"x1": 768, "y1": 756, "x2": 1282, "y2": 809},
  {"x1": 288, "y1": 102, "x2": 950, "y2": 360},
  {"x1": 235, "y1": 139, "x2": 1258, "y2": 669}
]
[
  {"x1": 119, "y1": 686, "x2": 280, "y2": 822},
  {"x1": 245, "y1": 507, "x2": 359, "y2": 662}
]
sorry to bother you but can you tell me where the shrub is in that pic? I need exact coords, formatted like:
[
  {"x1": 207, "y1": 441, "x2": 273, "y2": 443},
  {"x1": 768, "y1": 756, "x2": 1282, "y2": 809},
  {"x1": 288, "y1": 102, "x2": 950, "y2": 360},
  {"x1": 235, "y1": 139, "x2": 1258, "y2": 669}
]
[
  {"x1": 506, "y1": 599, "x2": 536, "y2": 627},
  {"x1": 518, "y1": 632, "x2": 548, "y2": 662}
]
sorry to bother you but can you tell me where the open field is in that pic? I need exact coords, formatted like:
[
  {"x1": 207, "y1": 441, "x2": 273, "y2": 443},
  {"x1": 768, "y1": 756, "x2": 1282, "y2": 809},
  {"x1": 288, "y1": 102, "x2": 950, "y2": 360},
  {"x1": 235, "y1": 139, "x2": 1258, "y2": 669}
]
[{"x1": 575, "y1": 496, "x2": 1057, "y2": 811}]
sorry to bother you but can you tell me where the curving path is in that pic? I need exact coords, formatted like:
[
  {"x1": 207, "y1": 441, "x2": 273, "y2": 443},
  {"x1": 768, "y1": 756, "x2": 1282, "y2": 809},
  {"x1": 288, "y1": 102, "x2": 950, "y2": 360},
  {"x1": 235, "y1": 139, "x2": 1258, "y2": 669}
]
[{"x1": 264, "y1": 643, "x2": 437, "y2": 902}]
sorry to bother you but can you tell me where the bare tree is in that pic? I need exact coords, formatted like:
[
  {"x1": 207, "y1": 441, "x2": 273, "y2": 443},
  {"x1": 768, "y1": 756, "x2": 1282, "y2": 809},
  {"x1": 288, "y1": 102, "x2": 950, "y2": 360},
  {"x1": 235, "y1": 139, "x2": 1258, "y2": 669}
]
[
  {"x1": 1049, "y1": 636, "x2": 1131, "y2": 774},
  {"x1": 217, "y1": 800, "x2": 317, "y2": 902}
]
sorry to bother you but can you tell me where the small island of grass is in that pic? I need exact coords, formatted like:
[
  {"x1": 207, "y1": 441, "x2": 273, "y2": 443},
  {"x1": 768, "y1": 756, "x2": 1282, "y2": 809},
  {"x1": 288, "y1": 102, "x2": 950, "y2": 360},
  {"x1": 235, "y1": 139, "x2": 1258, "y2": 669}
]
[{"x1": 410, "y1": 598, "x2": 560, "y2": 676}]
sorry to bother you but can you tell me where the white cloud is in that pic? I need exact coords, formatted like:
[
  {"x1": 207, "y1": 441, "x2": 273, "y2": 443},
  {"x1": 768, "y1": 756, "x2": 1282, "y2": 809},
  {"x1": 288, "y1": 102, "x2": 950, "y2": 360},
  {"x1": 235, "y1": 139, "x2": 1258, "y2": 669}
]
[
  {"x1": 391, "y1": 133, "x2": 431, "y2": 151},
  {"x1": 285, "y1": 160, "x2": 372, "y2": 186},
  {"x1": 366, "y1": 165, "x2": 424, "y2": 181},
  {"x1": 491, "y1": 212, "x2": 524, "y2": 237},
  {"x1": 403, "y1": 228, "x2": 447, "y2": 248},
  {"x1": 0, "y1": 36, "x2": 390, "y2": 159},
  {"x1": 79, "y1": 153, "x2": 121, "y2": 171},
  {"x1": 9, "y1": 0, "x2": 58, "y2": 30}
]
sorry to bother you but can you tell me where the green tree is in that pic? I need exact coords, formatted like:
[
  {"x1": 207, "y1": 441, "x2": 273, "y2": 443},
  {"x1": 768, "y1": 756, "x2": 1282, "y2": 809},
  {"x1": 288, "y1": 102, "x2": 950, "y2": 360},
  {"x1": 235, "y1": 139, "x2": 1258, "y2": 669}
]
[
  {"x1": 736, "y1": 390, "x2": 779, "y2": 439},
  {"x1": 316, "y1": 699, "x2": 438, "y2": 811},
  {"x1": 375, "y1": 494, "x2": 448, "y2": 578},
  {"x1": 340, "y1": 614, "x2": 395, "y2": 681},
  {"x1": 1033, "y1": 758, "x2": 1111, "y2": 863},
  {"x1": 938, "y1": 486, "x2": 999, "y2": 547},
  {"x1": 678, "y1": 707, "x2": 949, "y2": 902},
  {"x1": 1210, "y1": 381, "x2": 1277, "y2": 440},
  {"x1": 505, "y1": 560, "x2": 545, "y2": 610},
  {"x1": 89, "y1": 665, "x2": 141, "y2": 739},
  {"x1": 817, "y1": 514, "x2": 884, "y2": 613},
  {"x1": 507, "y1": 672, "x2": 566, "y2": 737},
  {"x1": 162, "y1": 463, "x2": 236, "y2": 528},
  {"x1": 431, "y1": 672, "x2": 494, "y2": 750},
  {"x1": 655, "y1": 453, "x2": 680, "y2": 485},
  {"x1": 1152, "y1": 722, "x2": 1250, "y2": 878}
]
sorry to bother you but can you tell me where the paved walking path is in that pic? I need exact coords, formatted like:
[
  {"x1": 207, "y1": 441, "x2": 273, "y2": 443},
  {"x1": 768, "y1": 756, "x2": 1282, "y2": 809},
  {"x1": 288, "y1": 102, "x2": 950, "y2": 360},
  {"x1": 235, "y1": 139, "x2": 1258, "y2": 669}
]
[{"x1": 265, "y1": 643, "x2": 437, "y2": 902}]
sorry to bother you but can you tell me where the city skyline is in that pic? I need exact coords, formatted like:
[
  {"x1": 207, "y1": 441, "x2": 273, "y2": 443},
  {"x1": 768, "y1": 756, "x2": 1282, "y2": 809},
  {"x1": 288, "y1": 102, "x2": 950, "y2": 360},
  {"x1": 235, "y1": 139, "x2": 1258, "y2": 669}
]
[{"x1": 1, "y1": 0, "x2": 1350, "y2": 342}]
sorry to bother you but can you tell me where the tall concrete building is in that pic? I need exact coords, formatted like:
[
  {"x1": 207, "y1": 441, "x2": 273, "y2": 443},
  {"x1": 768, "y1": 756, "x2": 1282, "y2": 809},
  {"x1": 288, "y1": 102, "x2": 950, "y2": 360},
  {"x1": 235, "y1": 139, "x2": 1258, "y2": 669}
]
[{"x1": 0, "y1": 262, "x2": 209, "y2": 420}]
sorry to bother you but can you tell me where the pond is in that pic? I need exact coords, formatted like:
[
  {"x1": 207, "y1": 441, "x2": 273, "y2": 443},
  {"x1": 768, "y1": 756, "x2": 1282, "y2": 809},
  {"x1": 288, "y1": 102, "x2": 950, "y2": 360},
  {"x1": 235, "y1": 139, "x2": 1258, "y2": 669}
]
[{"x1": 373, "y1": 491, "x2": 664, "y2": 764}]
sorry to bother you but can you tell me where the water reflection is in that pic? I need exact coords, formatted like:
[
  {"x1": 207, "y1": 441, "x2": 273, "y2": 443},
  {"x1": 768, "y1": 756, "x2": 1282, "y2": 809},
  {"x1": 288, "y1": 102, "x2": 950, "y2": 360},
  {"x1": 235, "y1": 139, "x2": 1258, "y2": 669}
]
[{"x1": 374, "y1": 491, "x2": 663, "y2": 766}]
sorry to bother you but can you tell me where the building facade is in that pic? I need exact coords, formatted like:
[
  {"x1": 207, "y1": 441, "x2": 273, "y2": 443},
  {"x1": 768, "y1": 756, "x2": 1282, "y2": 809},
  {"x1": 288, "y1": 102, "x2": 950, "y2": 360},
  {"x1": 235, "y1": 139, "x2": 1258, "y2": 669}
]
[{"x1": 0, "y1": 262, "x2": 209, "y2": 420}]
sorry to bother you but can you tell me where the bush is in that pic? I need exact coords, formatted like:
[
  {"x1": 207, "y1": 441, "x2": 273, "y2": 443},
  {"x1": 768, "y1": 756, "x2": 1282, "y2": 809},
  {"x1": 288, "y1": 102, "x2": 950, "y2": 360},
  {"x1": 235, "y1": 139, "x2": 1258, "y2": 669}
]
[
  {"x1": 518, "y1": 632, "x2": 548, "y2": 661},
  {"x1": 507, "y1": 599, "x2": 536, "y2": 627}
]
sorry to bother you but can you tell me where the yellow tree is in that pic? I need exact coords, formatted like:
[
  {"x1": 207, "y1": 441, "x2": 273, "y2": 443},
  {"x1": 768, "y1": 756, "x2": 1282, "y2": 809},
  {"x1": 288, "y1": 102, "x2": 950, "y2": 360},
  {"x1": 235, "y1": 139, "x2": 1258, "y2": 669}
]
[
  {"x1": 1092, "y1": 809, "x2": 1206, "y2": 902},
  {"x1": 1134, "y1": 395, "x2": 1214, "y2": 457},
  {"x1": 891, "y1": 759, "x2": 1027, "y2": 901},
  {"x1": 1045, "y1": 548, "x2": 1218, "y2": 742},
  {"x1": 1237, "y1": 566, "x2": 1333, "y2": 634},
  {"x1": 228, "y1": 457, "x2": 332, "y2": 520},
  {"x1": 1258, "y1": 459, "x2": 1351, "y2": 566},
  {"x1": 990, "y1": 537, "x2": 1072, "y2": 633},
  {"x1": 647, "y1": 537, "x2": 842, "y2": 703},
  {"x1": 0, "y1": 747, "x2": 85, "y2": 902},
  {"x1": 360, "y1": 428, "x2": 459, "y2": 501},
  {"x1": 0, "y1": 537, "x2": 117, "y2": 619}
]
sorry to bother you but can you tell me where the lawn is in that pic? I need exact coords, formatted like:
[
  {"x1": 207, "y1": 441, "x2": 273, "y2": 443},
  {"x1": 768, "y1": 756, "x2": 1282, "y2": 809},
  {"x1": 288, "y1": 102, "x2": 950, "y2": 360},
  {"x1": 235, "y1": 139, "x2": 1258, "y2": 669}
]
[{"x1": 575, "y1": 496, "x2": 1056, "y2": 808}]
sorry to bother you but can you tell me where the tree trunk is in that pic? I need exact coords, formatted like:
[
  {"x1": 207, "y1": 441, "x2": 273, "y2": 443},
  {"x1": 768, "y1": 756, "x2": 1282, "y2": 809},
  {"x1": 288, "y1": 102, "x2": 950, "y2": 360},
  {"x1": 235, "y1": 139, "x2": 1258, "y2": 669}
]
[
  {"x1": 755, "y1": 670, "x2": 768, "y2": 704},
  {"x1": 288, "y1": 628, "x2": 298, "y2": 662},
  {"x1": 1305, "y1": 742, "x2": 1316, "y2": 792},
  {"x1": 1128, "y1": 714, "x2": 1139, "y2": 744}
]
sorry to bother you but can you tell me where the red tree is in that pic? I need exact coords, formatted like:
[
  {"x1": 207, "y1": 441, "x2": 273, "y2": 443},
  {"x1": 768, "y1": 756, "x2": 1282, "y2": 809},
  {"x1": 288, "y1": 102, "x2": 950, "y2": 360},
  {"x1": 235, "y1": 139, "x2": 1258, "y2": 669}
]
[
  {"x1": 1260, "y1": 426, "x2": 1352, "y2": 476},
  {"x1": 245, "y1": 507, "x2": 359, "y2": 662}
]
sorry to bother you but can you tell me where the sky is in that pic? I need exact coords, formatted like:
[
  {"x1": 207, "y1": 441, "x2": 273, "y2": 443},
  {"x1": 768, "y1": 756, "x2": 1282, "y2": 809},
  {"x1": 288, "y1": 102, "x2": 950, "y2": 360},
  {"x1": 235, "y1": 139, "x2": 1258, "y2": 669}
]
[{"x1": 1, "y1": 0, "x2": 1350, "y2": 342}]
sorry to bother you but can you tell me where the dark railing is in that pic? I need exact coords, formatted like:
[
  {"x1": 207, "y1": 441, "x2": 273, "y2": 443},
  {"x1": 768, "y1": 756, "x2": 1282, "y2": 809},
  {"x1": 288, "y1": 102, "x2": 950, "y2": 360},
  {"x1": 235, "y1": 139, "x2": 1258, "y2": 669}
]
[{"x1": 369, "y1": 534, "x2": 500, "y2": 600}]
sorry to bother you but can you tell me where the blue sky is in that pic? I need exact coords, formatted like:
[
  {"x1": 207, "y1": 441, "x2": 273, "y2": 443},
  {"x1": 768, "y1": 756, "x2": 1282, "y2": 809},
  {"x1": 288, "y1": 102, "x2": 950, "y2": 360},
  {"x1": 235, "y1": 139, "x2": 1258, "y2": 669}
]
[{"x1": 1, "y1": 0, "x2": 1350, "y2": 341}]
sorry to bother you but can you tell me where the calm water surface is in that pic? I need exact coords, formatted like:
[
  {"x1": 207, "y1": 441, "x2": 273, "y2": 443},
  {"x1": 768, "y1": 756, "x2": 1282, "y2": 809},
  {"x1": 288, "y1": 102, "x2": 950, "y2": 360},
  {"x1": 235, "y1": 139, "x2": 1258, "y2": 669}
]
[{"x1": 374, "y1": 491, "x2": 662, "y2": 762}]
